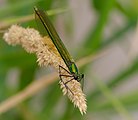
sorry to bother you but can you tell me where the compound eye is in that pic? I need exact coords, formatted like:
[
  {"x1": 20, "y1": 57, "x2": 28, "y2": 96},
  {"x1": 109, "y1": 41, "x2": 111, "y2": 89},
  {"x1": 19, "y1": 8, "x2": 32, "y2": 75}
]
[{"x1": 81, "y1": 74, "x2": 84, "y2": 78}]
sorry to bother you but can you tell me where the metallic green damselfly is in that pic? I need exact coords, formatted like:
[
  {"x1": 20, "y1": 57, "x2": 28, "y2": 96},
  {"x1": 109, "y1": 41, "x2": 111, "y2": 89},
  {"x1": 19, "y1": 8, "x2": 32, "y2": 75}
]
[{"x1": 34, "y1": 7, "x2": 84, "y2": 93}]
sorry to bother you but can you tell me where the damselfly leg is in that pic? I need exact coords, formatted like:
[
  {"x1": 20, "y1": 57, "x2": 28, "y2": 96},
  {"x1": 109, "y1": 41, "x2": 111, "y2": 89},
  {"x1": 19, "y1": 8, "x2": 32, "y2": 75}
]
[{"x1": 59, "y1": 65, "x2": 75, "y2": 95}]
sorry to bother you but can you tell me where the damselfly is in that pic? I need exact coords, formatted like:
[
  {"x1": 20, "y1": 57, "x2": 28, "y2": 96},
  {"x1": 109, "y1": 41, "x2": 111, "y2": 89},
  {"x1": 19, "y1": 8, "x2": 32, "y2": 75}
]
[{"x1": 34, "y1": 7, "x2": 84, "y2": 94}]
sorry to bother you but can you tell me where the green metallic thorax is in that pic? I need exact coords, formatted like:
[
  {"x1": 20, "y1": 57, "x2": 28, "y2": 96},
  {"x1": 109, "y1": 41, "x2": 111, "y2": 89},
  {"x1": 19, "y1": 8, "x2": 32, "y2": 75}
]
[{"x1": 69, "y1": 62, "x2": 78, "y2": 74}]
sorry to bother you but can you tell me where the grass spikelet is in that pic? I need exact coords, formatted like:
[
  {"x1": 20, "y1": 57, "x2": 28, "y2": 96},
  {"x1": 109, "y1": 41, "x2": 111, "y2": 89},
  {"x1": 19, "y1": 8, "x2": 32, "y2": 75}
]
[{"x1": 3, "y1": 25, "x2": 87, "y2": 115}]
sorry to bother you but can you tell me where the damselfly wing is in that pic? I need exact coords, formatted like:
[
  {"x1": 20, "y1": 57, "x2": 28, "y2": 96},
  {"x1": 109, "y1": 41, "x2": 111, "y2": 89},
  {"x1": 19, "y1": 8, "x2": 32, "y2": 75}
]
[{"x1": 34, "y1": 7, "x2": 84, "y2": 93}]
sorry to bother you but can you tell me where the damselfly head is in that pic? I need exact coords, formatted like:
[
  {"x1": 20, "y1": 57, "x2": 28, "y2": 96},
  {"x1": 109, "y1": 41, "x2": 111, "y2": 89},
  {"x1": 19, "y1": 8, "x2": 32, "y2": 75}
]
[{"x1": 74, "y1": 73, "x2": 84, "y2": 82}]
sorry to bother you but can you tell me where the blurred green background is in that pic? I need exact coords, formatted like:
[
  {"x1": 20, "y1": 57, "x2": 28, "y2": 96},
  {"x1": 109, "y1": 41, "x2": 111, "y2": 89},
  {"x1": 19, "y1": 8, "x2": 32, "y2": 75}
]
[{"x1": 0, "y1": 0, "x2": 138, "y2": 120}]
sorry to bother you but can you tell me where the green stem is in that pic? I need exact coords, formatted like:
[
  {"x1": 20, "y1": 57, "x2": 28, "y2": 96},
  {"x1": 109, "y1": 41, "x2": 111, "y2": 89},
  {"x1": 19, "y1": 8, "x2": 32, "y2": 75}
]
[{"x1": 92, "y1": 75, "x2": 133, "y2": 120}]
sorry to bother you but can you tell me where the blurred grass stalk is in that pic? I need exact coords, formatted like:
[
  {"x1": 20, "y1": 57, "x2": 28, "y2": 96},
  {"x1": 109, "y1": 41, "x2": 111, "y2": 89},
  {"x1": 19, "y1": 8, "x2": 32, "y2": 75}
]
[
  {"x1": 0, "y1": 8, "x2": 68, "y2": 30},
  {"x1": 91, "y1": 75, "x2": 133, "y2": 120}
]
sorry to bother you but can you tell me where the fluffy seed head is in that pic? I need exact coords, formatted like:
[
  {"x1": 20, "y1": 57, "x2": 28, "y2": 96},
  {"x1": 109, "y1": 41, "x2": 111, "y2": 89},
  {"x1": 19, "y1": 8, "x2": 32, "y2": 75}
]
[
  {"x1": 3, "y1": 25, "x2": 44, "y2": 53},
  {"x1": 3, "y1": 25, "x2": 87, "y2": 115}
]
